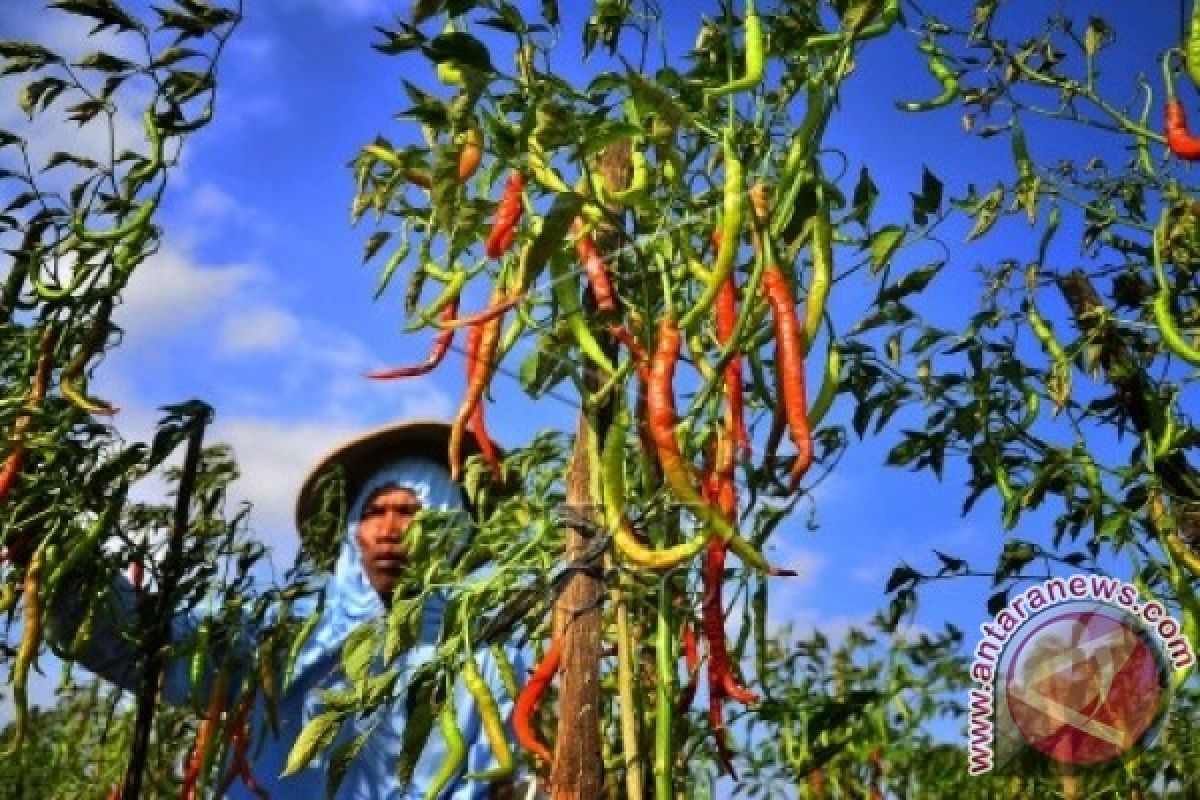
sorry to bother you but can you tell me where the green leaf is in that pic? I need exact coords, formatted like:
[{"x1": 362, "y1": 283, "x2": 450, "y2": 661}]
[
  {"x1": 43, "y1": 151, "x2": 100, "y2": 172},
  {"x1": 75, "y1": 51, "x2": 136, "y2": 72},
  {"x1": 885, "y1": 563, "x2": 922, "y2": 593},
  {"x1": 282, "y1": 711, "x2": 343, "y2": 777},
  {"x1": 987, "y1": 588, "x2": 1009, "y2": 616},
  {"x1": 425, "y1": 32, "x2": 493, "y2": 73},
  {"x1": 396, "y1": 665, "x2": 440, "y2": 787},
  {"x1": 869, "y1": 225, "x2": 906, "y2": 273},
  {"x1": 994, "y1": 540, "x2": 1037, "y2": 584},
  {"x1": 362, "y1": 231, "x2": 391, "y2": 264},
  {"x1": 934, "y1": 550, "x2": 968, "y2": 576},
  {"x1": 326, "y1": 725, "x2": 376, "y2": 799},
  {"x1": 877, "y1": 261, "x2": 944, "y2": 304},
  {"x1": 911, "y1": 166, "x2": 943, "y2": 224},
  {"x1": 48, "y1": 0, "x2": 142, "y2": 34},
  {"x1": 850, "y1": 166, "x2": 878, "y2": 226},
  {"x1": 18, "y1": 77, "x2": 69, "y2": 117},
  {"x1": 341, "y1": 622, "x2": 376, "y2": 685},
  {"x1": 965, "y1": 185, "x2": 1004, "y2": 241}
]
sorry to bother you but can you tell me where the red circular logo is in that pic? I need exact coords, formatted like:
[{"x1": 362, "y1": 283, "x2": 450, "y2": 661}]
[{"x1": 1004, "y1": 607, "x2": 1167, "y2": 765}]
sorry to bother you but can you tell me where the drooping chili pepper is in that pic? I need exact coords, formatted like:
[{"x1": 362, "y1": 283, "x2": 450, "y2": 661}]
[
  {"x1": 807, "y1": 342, "x2": 841, "y2": 429},
  {"x1": 572, "y1": 219, "x2": 617, "y2": 314},
  {"x1": 762, "y1": 266, "x2": 815, "y2": 490},
  {"x1": 548, "y1": 229, "x2": 616, "y2": 374},
  {"x1": 704, "y1": 0, "x2": 764, "y2": 98},
  {"x1": 425, "y1": 690, "x2": 467, "y2": 800},
  {"x1": 60, "y1": 296, "x2": 118, "y2": 416},
  {"x1": 367, "y1": 297, "x2": 459, "y2": 379},
  {"x1": 514, "y1": 636, "x2": 563, "y2": 764},
  {"x1": 1152, "y1": 217, "x2": 1200, "y2": 366},
  {"x1": 681, "y1": 134, "x2": 743, "y2": 330},
  {"x1": 603, "y1": 415, "x2": 707, "y2": 570},
  {"x1": 450, "y1": 306, "x2": 503, "y2": 481},
  {"x1": 1163, "y1": 51, "x2": 1200, "y2": 161},
  {"x1": 190, "y1": 620, "x2": 212, "y2": 711},
  {"x1": 469, "y1": 391, "x2": 503, "y2": 481},
  {"x1": 1188, "y1": 1, "x2": 1200, "y2": 88},
  {"x1": 895, "y1": 39, "x2": 960, "y2": 113},
  {"x1": 179, "y1": 667, "x2": 230, "y2": 800},
  {"x1": 805, "y1": 180, "x2": 834, "y2": 354},
  {"x1": 458, "y1": 126, "x2": 483, "y2": 183},
  {"x1": 646, "y1": 318, "x2": 791, "y2": 575},
  {"x1": 1024, "y1": 264, "x2": 1071, "y2": 412},
  {"x1": 704, "y1": 461, "x2": 759, "y2": 707},
  {"x1": 7, "y1": 547, "x2": 44, "y2": 754},
  {"x1": 716, "y1": 231, "x2": 750, "y2": 460},
  {"x1": 676, "y1": 615, "x2": 700, "y2": 715},
  {"x1": 0, "y1": 327, "x2": 55, "y2": 506},
  {"x1": 485, "y1": 171, "x2": 525, "y2": 258},
  {"x1": 462, "y1": 655, "x2": 515, "y2": 780}
]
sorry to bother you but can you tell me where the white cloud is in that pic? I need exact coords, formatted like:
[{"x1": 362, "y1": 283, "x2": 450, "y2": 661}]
[
  {"x1": 218, "y1": 305, "x2": 300, "y2": 354},
  {"x1": 115, "y1": 243, "x2": 261, "y2": 343},
  {"x1": 187, "y1": 181, "x2": 240, "y2": 219}
]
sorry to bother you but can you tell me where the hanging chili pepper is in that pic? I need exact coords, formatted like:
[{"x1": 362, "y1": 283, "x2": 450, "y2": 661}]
[
  {"x1": 572, "y1": 219, "x2": 617, "y2": 314},
  {"x1": 647, "y1": 318, "x2": 792, "y2": 575},
  {"x1": 179, "y1": 668, "x2": 230, "y2": 800},
  {"x1": 762, "y1": 266, "x2": 815, "y2": 490},
  {"x1": 1164, "y1": 51, "x2": 1200, "y2": 161},
  {"x1": 0, "y1": 327, "x2": 55, "y2": 506},
  {"x1": 603, "y1": 414, "x2": 707, "y2": 570},
  {"x1": 7, "y1": 547, "x2": 44, "y2": 754},
  {"x1": 425, "y1": 690, "x2": 467, "y2": 800},
  {"x1": 458, "y1": 126, "x2": 484, "y2": 183},
  {"x1": 676, "y1": 618, "x2": 700, "y2": 714},
  {"x1": 710, "y1": 260, "x2": 750, "y2": 462},
  {"x1": 367, "y1": 297, "x2": 459, "y2": 379},
  {"x1": 681, "y1": 134, "x2": 743, "y2": 330},
  {"x1": 470, "y1": 403, "x2": 503, "y2": 480},
  {"x1": 485, "y1": 172, "x2": 525, "y2": 258},
  {"x1": 704, "y1": 457, "x2": 759, "y2": 706},
  {"x1": 514, "y1": 636, "x2": 563, "y2": 764},
  {"x1": 1024, "y1": 264, "x2": 1071, "y2": 412},
  {"x1": 60, "y1": 297, "x2": 118, "y2": 416},
  {"x1": 462, "y1": 655, "x2": 515, "y2": 780},
  {"x1": 704, "y1": 0, "x2": 764, "y2": 98},
  {"x1": 450, "y1": 315, "x2": 496, "y2": 482},
  {"x1": 895, "y1": 39, "x2": 960, "y2": 112}
]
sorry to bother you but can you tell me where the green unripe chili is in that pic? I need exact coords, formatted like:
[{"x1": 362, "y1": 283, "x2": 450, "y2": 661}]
[
  {"x1": 896, "y1": 40, "x2": 959, "y2": 113},
  {"x1": 462, "y1": 656, "x2": 514, "y2": 781},
  {"x1": 424, "y1": 690, "x2": 467, "y2": 799},
  {"x1": 1152, "y1": 220, "x2": 1200, "y2": 366},
  {"x1": 680, "y1": 133, "x2": 742, "y2": 330},
  {"x1": 704, "y1": 0, "x2": 764, "y2": 99}
]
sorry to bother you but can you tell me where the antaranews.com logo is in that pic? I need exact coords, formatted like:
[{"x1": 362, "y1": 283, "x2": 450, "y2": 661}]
[{"x1": 967, "y1": 574, "x2": 1194, "y2": 775}]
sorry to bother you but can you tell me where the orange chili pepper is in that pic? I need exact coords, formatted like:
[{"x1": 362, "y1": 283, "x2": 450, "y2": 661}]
[
  {"x1": 366, "y1": 297, "x2": 459, "y2": 380},
  {"x1": 514, "y1": 636, "x2": 563, "y2": 763},
  {"x1": 762, "y1": 266, "x2": 815, "y2": 490},
  {"x1": 485, "y1": 172, "x2": 524, "y2": 258},
  {"x1": 572, "y1": 219, "x2": 616, "y2": 313}
]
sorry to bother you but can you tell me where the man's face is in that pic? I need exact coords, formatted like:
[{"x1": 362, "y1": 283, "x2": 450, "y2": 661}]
[{"x1": 356, "y1": 485, "x2": 421, "y2": 604}]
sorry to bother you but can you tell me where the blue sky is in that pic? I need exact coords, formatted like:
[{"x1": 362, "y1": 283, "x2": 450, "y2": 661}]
[{"x1": 0, "y1": 0, "x2": 1192, "y2": 779}]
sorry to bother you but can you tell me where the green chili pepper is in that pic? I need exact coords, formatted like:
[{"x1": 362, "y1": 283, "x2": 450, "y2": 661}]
[
  {"x1": 805, "y1": 178, "x2": 834, "y2": 353},
  {"x1": 680, "y1": 133, "x2": 743, "y2": 330},
  {"x1": 548, "y1": 240, "x2": 615, "y2": 375},
  {"x1": 653, "y1": 575, "x2": 675, "y2": 799},
  {"x1": 896, "y1": 40, "x2": 959, "y2": 113},
  {"x1": 490, "y1": 644, "x2": 519, "y2": 700},
  {"x1": 1152, "y1": 219, "x2": 1200, "y2": 366},
  {"x1": 704, "y1": 0, "x2": 764, "y2": 98},
  {"x1": 45, "y1": 483, "x2": 128, "y2": 599},
  {"x1": 191, "y1": 619, "x2": 212, "y2": 711},
  {"x1": 424, "y1": 690, "x2": 467, "y2": 799},
  {"x1": 1024, "y1": 265, "x2": 1071, "y2": 414},
  {"x1": 462, "y1": 656, "x2": 514, "y2": 780}
]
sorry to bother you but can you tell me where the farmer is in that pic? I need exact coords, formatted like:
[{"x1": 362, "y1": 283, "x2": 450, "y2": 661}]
[{"x1": 44, "y1": 418, "x2": 528, "y2": 799}]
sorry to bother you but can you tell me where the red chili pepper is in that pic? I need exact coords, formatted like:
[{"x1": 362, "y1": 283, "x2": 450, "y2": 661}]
[
  {"x1": 129, "y1": 560, "x2": 144, "y2": 589},
  {"x1": 572, "y1": 219, "x2": 616, "y2": 313},
  {"x1": 1166, "y1": 99, "x2": 1200, "y2": 160},
  {"x1": 716, "y1": 275, "x2": 750, "y2": 459},
  {"x1": 514, "y1": 636, "x2": 563, "y2": 763},
  {"x1": 469, "y1": 396, "x2": 502, "y2": 481},
  {"x1": 762, "y1": 266, "x2": 815, "y2": 490},
  {"x1": 0, "y1": 328, "x2": 54, "y2": 507},
  {"x1": 449, "y1": 301, "x2": 504, "y2": 482},
  {"x1": 703, "y1": 463, "x2": 758, "y2": 708},
  {"x1": 485, "y1": 172, "x2": 525, "y2": 258},
  {"x1": 366, "y1": 297, "x2": 459, "y2": 379},
  {"x1": 607, "y1": 323, "x2": 649, "y2": 382},
  {"x1": 676, "y1": 615, "x2": 700, "y2": 715},
  {"x1": 437, "y1": 292, "x2": 521, "y2": 330}
]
